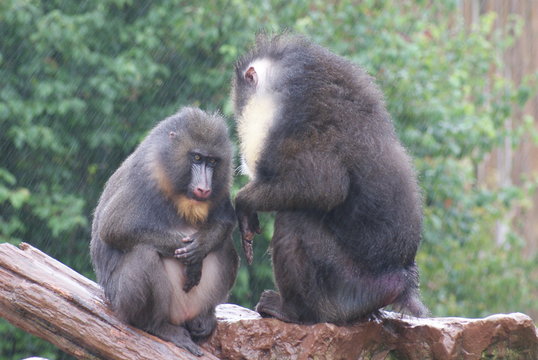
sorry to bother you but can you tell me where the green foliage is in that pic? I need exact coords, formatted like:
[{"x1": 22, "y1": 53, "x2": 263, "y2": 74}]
[{"x1": 1, "y1": 0, "x2": 536, "y2": 358}]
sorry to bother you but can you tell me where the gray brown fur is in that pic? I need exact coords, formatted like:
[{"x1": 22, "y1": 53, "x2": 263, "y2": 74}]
[
  {"x1": 90, "y1": 107, "x2": 238, "y2": 355},
  {"x1": 232, "y1": 34, "x2": 428, "y2": 325}
]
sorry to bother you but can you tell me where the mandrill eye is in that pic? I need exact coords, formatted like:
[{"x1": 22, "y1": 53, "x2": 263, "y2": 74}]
[
  {"x1": 208, "y1": 158, "x2": 218, "y2": 167},
  {"x1": 193, "y1": 154, "x2": 202, "y2": 163}
]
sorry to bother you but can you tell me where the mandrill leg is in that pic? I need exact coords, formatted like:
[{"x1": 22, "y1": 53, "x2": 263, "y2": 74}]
[
  {"x1": 186, "y1": 309, "x2": 217, "y2": 340},
  {"x1": 152, "y1": 323, "x2": 203, "y2": 357},
  {"x1": 256, "y1": 290, "x2": 301, "y2": 323}
]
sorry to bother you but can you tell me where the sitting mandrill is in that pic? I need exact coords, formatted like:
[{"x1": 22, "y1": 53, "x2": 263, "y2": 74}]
[
  {"x1": 232, "y1": 34, "x2": 428, "y2": 324},
  {"x1": 90, "y1": 107, "x2": 238, "y2": 356}
]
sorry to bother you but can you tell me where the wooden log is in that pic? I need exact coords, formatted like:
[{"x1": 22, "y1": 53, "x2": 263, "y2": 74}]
[
  {"x1": 0, "y1": 242, "x2": 219, "y2": 360},
  {"x1": 2, "y1": 242, "x2": 537, "y2": 359}
]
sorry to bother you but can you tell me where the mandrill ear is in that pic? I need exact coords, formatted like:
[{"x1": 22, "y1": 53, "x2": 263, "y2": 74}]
[
  {"x1": 169, "y1": 131, "x2": 177, "y2": 138},
  {"x1": 245, "y1": 66, "x2": 258, "y2": 86}
]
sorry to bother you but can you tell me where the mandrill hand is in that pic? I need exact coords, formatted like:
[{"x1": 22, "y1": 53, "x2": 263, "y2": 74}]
[
  {"x1": 175, "y1": 236, "x2": 206, "y2": 292},
  {"x1": 236, "y1": 207, "x2": 261, "y2": 265},
  {"x1": 174, "y1": 236, "x2": 207, "y2": 264}
]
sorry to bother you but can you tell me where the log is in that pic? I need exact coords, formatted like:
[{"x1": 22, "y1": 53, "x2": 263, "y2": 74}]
[
  {"x1": 0, "y1": 242, "x2": 219, "y2": 360},
  {"x1": 209, "y1": 305, "x2": 538, "y2": 359},
  {"x1": 2, "y1": 242, "x2": 537, "y2": 359}
]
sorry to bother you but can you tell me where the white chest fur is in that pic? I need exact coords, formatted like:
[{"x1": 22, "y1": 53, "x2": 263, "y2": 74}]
[
  {"x1": 236, "y1": 58, "x2": 278, "y2": 179},
  {"x1": 237, "y1": 94, "x2": 277, "y2": 178}
]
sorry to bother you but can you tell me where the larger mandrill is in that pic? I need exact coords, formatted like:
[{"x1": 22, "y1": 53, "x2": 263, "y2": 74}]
[{"x1": 232, "y1": 34, "x2": 428, "y2": 325}]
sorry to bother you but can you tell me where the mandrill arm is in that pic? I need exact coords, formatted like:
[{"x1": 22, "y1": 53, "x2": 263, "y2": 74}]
[
  {"x1": 174, "y1": 198, "x2": 236, "y2": 291},
  {"x1": 235, "y1": 150, "x2": 350, "y2": 264}
]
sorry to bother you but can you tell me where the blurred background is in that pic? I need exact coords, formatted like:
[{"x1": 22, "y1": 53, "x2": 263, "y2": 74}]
[{"x1": 1, "y1": 0, "x2": 537, "y2": 358}]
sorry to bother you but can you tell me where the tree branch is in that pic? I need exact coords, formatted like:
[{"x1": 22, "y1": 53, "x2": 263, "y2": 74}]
[
  {"x1": 2, "y1": 242, "x2": 537, "y2": 360},
  {"x1": 0, "y1": 242, "x2": 218, "y2": 360}
]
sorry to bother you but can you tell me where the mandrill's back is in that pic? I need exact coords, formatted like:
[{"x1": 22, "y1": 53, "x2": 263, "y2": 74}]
[
  {"x1": 233, "y1": 34, "x2": 428, "y2": 321},
  {"x1": 260, "y1": 36, "x2": 423, "y2": 273}
]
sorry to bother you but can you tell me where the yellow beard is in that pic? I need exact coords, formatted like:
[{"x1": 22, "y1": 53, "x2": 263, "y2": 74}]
[{"x1": 176, "y1": 195, "x2": 210, "y2": 225}]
